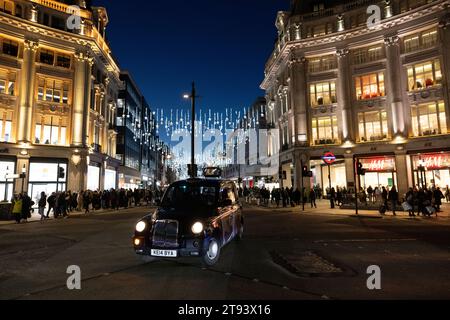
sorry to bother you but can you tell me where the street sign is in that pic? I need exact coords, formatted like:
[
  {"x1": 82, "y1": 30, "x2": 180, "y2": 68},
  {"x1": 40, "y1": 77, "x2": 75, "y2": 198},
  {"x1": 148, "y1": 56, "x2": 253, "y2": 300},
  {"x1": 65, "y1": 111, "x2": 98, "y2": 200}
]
[
  {"x1": 322, "y1": 152, "x2": 336, "y2": 165},
  {"x1": 4, "y1": 174, "x2": 19, "y2": 180}
]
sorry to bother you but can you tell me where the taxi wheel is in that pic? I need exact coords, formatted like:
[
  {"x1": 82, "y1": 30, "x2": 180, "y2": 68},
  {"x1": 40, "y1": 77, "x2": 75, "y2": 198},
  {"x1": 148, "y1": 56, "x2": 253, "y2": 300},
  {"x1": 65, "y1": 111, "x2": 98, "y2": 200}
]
[{"x1": 202, "y1": 238, "x2": 221, "y2": 266}]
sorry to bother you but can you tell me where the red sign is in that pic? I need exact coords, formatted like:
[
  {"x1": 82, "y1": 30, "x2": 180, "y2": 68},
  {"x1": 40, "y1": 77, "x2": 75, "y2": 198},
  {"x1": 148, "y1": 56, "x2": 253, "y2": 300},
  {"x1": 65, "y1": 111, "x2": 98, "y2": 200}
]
[
  {"x1": 359, "y1": 157, "x2": 396, "y2": 172},
  {"x1": 322, "y1": 152, "x2": 336, "y2": 165},
  {"x1": 414, "y1": 153, "x2": 450, "y2": 170}
]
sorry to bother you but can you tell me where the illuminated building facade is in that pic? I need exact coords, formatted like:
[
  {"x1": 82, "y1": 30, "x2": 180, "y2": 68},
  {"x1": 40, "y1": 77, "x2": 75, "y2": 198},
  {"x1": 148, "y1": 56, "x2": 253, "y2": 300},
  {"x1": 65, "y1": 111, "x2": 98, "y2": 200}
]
[
  {"x1": 116, "y1": 72, "x2": 167, "y2": 190},
  {"x1": 0, "y1": 0, "x2": 122, "y2": 200},
  {"x1": 262, "y1": 0, "x2": 450, "y2": 195}
]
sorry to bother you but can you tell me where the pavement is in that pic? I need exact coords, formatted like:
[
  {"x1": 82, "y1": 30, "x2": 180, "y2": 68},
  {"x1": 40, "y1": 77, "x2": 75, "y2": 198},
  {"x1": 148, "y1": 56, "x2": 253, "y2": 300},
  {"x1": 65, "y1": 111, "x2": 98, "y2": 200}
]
[{"x1": 0, "y1": 202, "x2": 449, "y2": 300}]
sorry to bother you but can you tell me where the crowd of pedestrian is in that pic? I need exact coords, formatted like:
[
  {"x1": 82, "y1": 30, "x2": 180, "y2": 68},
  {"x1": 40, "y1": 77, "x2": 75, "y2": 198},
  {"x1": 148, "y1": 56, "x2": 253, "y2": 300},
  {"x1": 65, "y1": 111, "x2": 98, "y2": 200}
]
[
  {"x1": 238, "y1": 183, "x2": 449, "y2": 217},
  {"x1": 10, "y1": 188, "x2": 164, "y2": 224}
]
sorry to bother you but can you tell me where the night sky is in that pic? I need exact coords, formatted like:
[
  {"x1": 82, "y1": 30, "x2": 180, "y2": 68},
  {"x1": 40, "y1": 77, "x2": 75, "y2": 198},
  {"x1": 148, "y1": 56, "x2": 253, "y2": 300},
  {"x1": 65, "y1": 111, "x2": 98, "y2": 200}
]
[{"x1": 93, "y1": 0, "x2": 290, "y2": 129}]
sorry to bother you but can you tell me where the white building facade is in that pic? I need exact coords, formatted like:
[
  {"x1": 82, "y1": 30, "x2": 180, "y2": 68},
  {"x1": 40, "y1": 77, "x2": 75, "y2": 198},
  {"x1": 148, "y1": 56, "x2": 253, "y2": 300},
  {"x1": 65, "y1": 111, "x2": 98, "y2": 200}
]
[{"x1": 261, "y1": 0, "x2": 450, "y2": 196}]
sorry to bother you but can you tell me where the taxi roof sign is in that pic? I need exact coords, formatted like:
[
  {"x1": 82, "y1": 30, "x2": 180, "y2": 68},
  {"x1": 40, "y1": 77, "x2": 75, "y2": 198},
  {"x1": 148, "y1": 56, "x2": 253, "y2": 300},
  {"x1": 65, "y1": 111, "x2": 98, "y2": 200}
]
[{"x1": 203, "y1": 167, "x2": 222, "y2": 178}]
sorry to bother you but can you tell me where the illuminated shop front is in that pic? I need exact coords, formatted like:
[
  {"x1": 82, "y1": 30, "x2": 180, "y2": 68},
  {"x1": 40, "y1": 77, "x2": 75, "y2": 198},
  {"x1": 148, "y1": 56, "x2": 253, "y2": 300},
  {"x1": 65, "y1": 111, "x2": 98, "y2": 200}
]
[
  {"x1": 87, "y1": 163, "x2": 101, "y2": 191},
  {"x1": 412, "y1": 152, "x2": 450, "y2": 189},
  {"x1": 358, "y1": 156, "x2": 397, "y2": 189},
  {"x1": 310, "y1": 159, "x2": 347, "y2": 194},
  {"x1": 104, "y1": 168, "x2": 117, "y2": 190},
  {"x1": 28, "y1": 159, "x2": 67, "y2": 203},
  {"x1": 0, "y1": 157, "x2": 15, "y2": 201}
]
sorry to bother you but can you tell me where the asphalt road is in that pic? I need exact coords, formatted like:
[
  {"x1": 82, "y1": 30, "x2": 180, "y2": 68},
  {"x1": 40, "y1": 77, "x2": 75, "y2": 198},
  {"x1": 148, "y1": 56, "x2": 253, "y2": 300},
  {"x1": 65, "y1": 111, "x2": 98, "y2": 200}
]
[{"x1": 0, "y1": 203, "x2": 449, "y2": 300}]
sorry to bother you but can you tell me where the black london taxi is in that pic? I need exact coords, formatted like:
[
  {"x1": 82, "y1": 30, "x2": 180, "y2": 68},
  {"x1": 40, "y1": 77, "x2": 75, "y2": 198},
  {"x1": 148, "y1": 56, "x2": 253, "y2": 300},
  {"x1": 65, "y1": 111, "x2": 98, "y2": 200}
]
[{"x1": 132, "y1": 168, "x2": 243, "y2": 266}]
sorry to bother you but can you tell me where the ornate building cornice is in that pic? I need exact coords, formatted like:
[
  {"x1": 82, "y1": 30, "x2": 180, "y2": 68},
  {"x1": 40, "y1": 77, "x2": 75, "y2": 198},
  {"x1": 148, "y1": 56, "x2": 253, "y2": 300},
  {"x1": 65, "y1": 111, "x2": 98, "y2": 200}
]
[
  {"x1": 261, "y1": 0, "x2": 449, "y2": 90},
  {"x1": 384, "y1": 35, "x2": 400, "y2": 47}
]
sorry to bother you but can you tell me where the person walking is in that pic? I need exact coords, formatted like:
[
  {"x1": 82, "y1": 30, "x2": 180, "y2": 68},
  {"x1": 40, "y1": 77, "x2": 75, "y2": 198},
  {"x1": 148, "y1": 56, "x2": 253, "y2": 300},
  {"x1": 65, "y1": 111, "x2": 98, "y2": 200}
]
[
  {"x1": 330, "y1": 187, "x2": 336, "y2": 209},
  {"x1": 38, "y1": 192, "x2": 47, "y2": 222},
  {"x1": 83, "y1": 191, "x2": 91, "y2": 214},
  {"x1": 433, "y1": 187, "x2": 444, "y2": 213},
  {"x1": 388, "y1": 186, "x2": 399, "y2": 216},
  {"x1": 11, "y1": 194, "x2": 22, "y2": 224},
  {"x1": 445, "y1": 186, "x2": 450, "y2": 203},
  {"x1": 21, "y1": 192, "x2": 32, "y2": 223},
  {"x1": 309, "y1": 188, "x2": 317, "y2": 208},
  {"x1": 405, "y1": 188, "x2": 415, "y2": 217},
  {"x1": 46, "y1": 192, "x2": 56, "y2": 218}
]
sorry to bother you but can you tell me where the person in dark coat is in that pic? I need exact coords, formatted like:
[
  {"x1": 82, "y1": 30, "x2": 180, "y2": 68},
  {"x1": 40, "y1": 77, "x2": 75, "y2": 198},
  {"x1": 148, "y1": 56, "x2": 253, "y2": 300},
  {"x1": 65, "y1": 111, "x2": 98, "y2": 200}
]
[
  {"x1": 46, "y1": 192, "x2": 56, "y2": 218},
  {"x1": 310, "y1": 188, "x2": 317, "y2": 208},
  {"x1": 433, "y1": 187, "x2": 444, "y2": 212},
  {"x1": 38, "y1": 192, "x2": 47, "y2": 221},
  {"x1": 329, "y1": 187, "x2": 336, "y2": 209},
  {"x1": 405, "y1": 188, "x2": 415, "y2": 217},
  {"x1": 21, "y1": 192, "x2": 32, "y2": 222},
  {"x1": 388, "y1": 186, "x2": 399, "y2": 216},
  {"x1": 83, "y1": 191, "x2": 91, "y2": 214}
]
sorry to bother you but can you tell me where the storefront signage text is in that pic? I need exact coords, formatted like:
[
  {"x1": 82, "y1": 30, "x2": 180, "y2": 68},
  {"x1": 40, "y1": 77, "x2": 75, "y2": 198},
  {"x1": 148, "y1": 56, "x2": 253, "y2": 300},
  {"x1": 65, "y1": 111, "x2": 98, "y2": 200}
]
[
  {"x1": 360, "y1": 157, "x2": 396, "y2": 172},
  {"x1": 415, "y1": 153, "x2": 450, "y2": 170}
]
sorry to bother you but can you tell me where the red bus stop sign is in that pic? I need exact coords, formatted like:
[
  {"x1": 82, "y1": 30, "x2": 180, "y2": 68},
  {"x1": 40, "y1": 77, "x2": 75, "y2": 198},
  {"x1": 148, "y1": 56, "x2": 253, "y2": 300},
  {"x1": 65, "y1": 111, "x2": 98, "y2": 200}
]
[{"x1": 322, "y1": 152, "x2": 336, "y2": 165}]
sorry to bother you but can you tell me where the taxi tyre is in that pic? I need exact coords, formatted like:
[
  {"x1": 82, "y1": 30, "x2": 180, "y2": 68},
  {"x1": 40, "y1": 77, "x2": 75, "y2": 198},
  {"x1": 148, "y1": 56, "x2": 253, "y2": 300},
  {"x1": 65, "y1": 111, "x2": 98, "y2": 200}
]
[{"x1": 202, "y1": 237, "x2": 221, "y2": 266}]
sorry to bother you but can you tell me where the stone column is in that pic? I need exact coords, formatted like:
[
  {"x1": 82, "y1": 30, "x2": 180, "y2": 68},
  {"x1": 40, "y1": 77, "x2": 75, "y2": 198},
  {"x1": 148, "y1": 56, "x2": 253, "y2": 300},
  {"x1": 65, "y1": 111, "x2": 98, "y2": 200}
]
[
  {"x1": 384, "y1": 35, "x2": 406, "y2": 137},
  {"x1": 288, "y1": 51, "x2": 308, "y2": 145},
  {"x1": 71, "y1": 52, "x2": 93, "y2": 147},
  {"x1": 394, "y1": 151, "x2": 409, "y2": 196},
  {"x1": 17, "y1": 40, "x2": 38, "y2": 143},
  {"x1": 344, "y1": 153, "x2": 356, "y2": 192},
  {"x1": 336, "y1": 48, "x2": 354, "y2": 143}
]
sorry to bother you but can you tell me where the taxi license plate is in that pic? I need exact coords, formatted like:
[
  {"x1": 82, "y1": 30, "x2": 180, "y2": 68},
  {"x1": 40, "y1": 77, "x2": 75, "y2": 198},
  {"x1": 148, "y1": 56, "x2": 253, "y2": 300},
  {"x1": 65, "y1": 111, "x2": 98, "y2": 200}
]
[{"x1": 151, "y1": 249, "x2": 177, "y2": 257}]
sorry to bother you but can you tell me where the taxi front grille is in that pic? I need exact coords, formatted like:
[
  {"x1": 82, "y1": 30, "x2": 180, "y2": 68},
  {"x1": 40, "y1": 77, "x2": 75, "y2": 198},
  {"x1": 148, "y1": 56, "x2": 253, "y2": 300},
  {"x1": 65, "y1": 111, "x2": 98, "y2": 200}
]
[{"x1": 152, "y1": 220, "x2": 179, "y2": 248}]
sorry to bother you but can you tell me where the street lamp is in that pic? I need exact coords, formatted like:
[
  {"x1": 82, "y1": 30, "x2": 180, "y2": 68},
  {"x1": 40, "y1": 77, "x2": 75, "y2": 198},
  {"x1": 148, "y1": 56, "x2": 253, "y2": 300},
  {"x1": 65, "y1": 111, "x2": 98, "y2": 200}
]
[
  {"x1": 183, "y1": 82, "x2": 199, "y2": 178},
  {"x1": 3, "y1": 166, "x2": 11, "y2": 202},
  {"x1": 20, "y1": 164, "x2": 26, "y2": 194}
]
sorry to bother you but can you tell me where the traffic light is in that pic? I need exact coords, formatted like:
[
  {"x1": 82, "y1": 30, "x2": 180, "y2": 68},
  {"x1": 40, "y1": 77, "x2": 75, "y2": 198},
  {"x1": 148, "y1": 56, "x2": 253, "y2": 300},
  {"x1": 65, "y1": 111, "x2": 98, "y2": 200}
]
[
  {"x1": 357, "y1": 162, "x2": 366, "y2": 176},
  {"x1": 301, "y1": 165, "x2": 313, "y2": 177},
  {"x1": 58, "y1": 166, "x2": 65, "y2": 179},
  {"x1": 302, "y1": 165, "x2": 308, "y2": 177}
]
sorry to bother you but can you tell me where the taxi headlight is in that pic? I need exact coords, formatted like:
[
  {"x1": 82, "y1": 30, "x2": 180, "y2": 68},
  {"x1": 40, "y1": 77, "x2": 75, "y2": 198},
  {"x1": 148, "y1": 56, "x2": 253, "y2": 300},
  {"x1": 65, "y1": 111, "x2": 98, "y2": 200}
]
[
  {"x1": 191, "y1": 222, "x2": 204, "y2": 234},
  {"x1": 136, "y1": 221, "x2": 146, "y2": 232}
]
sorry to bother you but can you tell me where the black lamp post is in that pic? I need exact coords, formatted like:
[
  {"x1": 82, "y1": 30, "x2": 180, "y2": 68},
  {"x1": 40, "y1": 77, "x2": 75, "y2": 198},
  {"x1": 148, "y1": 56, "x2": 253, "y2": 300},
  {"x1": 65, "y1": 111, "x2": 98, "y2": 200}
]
[
  {"x1": 20, "y1": 164, "x2": 26, "y2": 194},
  {"x1": 184, "y1": 82, "x2": 200, "y2": 178}
]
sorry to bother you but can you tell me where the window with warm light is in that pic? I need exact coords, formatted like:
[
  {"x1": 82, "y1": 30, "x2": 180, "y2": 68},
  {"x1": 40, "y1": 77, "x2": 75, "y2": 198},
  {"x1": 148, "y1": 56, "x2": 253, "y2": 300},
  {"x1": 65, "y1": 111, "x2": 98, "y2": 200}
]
[
  {"x1": 353, "y1": 46, "x2": 384, "y2": 64},
  {"x1": 404, "y1": 28, "x2": 438, "y2": 53},
  {"x1": 34, "y1": 115, "x2": 68, "y2": 146},
  {"x1": 355, "y1": 72, "x2": 385, "y2": 100},
  {"x1": 411, "y1": 101, "x2": 447, "y2": 137},
  {"x1": 0, "y1": 68, "x2": 15, "y2": 96},
  {"x1": 312, "y1": 116, "x2": 338, "y2": 145},
  {"x1": 309, "y1": 81, "x2": 337, "y2": 106},
  {"x1": 0, "y1": 108, "x2": 12, "y2": 142},
  {"x1": 358, "y1": 111, "x2": 389, "y2": 142},
  {"x1": 307, "y1": 55, "x2": 337, "y2": 73},
  {"x1": 407, "y1": 59, "x2": 442, "y2": 91},
  {"x1": 37, "y1": 78, "x2": 70, "y2": 104}
]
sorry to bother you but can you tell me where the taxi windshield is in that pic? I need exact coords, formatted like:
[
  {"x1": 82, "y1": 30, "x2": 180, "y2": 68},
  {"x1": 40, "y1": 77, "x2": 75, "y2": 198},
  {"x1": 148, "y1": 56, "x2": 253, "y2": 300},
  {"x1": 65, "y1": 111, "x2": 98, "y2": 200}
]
[{"x1": 161, "y1": 183, "x2": 218, "y2": 209}]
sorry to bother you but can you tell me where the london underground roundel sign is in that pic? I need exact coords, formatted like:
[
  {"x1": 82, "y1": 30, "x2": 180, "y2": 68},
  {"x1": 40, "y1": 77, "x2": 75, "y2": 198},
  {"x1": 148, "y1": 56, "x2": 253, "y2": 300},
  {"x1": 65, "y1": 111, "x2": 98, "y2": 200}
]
[{"x1": 322, "y1": 152, "x2": 336, "y2": 165}]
